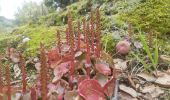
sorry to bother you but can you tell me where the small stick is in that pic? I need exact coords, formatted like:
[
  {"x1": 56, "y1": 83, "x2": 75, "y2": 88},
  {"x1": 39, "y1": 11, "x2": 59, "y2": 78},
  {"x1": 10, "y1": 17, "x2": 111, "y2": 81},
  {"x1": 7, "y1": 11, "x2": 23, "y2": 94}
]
[{"x1": 112, "y1": 79, "x2": 119, "y2": 100}]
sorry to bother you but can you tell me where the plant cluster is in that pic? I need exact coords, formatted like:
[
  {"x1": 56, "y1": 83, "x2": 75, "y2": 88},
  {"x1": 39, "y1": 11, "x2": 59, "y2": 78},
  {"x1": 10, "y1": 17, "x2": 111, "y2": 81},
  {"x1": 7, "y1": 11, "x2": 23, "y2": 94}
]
[{"x1": 0, "y1": 9, "x2": 116, "y2": 100}]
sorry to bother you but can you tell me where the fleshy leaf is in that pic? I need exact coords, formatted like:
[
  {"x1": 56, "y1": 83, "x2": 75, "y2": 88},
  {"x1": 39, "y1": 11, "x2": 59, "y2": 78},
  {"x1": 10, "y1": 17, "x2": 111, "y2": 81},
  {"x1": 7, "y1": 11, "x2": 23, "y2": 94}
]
[
  {"x1": 78, "y1": 79, "x2": 105, "y2": 100},
  {"x1": 48, "y1": 49, "x2": 61, "y2": 68},
  {"x1": 95, "y1": 63, "x2": 111, "y2": 75},
  {"x1": 103, "y1": 77, "x2": 115, "y2": 98},
  {"x1": 52, "y1": 62, "x2": 70, "y2": 83}
]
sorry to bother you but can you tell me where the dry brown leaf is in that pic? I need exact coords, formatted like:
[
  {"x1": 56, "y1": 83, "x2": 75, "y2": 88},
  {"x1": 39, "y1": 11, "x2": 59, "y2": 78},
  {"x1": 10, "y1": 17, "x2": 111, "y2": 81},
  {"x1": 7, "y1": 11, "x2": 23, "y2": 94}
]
[
  {"x1": 119, "y1": 91, "x2": 138, "y2": 100},
  {"x1": 141, "y1": 85, "x2": 164, "y2": 98},
  {"x1": 119, "y1": 84, "x2": 138, "y2": 97},
  {"x1": 160, "y1": 55, "x2": 170, "y2": 64},
  {"x1": 137, "y1": 73, "x2": 156, "y2": 82},
  {"x1": 113, "y1": 59, "x2": 128, "y2": 70},
  {"x1": 64, "y1": 90, "x2": 78, "y2": 100},
  {"x1": 155, "y1": 73, "x2": 170, "y2": 87}
]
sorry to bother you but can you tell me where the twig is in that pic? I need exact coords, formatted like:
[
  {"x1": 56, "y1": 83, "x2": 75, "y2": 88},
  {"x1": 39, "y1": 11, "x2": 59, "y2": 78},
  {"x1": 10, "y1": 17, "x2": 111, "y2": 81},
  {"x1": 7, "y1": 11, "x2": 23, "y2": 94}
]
[{"x1": 112, "y1": 79, "x2": 119, "y2": 100}]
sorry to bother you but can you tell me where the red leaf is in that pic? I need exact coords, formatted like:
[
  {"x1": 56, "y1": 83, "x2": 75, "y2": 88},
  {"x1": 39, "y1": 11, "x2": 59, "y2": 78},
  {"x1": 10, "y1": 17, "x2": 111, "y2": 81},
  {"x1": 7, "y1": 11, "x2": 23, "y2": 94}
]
[
  {"x1": 95, "y1": 63, "x2": 111, "y2": 75},
  {"x1": 52, "y1": 62, "x2": 70, "y2": 83},
  {"x1": 77, "y1": 75, "x2": 88, "y2": 85},
  {"x1": 78, "y1": 79, "x2": 105, "y2": 100},
  {"x1": 103, "y1": 77, "x2": 115, "y2": 98},
  {"x1": 48, "y1": 49, "x2": 61, "y2": 68}
]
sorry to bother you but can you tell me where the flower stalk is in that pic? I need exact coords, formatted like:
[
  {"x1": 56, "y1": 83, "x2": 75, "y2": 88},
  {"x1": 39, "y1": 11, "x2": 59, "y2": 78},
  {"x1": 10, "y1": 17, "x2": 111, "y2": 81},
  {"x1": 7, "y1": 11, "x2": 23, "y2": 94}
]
[
  {"x1": 90, "y1": 11, "x2": 95, "y2": 53},
  {"x1": 40, "y1": 43, "x2": 48, "y2": 100},
  {"x1": 57, "y1": 30, "x2": 61, "y2": 53},
  {"x1": 77, "y1": 20, "x2": 81, "y2": 50},
  {"x1": 95, "y1": 8, "x2": 101, "y2": 57},
  {"x1": 19, "y1": 54, "x2": 27, "y2": 93}
]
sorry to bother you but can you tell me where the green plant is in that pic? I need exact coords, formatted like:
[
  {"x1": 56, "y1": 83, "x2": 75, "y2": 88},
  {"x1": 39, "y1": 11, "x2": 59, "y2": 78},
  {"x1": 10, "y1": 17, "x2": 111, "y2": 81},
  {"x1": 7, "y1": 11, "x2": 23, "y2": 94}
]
[
  {"x1": 132, "y1": 31, "x2": 159, "y2": 71},
  {"x1": 101, "y1": 33, "x2": 117, "y2": 54}
]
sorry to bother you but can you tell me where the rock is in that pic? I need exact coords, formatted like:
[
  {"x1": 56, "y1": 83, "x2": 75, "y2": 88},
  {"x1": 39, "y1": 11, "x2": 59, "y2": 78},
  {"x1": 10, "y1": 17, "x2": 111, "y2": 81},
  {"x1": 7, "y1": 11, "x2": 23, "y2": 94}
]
[{"x1": 22, "y1": 37, "x2": 30, "y2": 43}]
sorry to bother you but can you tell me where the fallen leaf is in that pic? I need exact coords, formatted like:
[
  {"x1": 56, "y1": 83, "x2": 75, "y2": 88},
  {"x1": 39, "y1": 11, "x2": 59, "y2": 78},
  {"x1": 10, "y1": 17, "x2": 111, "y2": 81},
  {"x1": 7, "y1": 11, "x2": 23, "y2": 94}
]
[
  {"x1": 21, "y1": 92, "x2": 31, "y2": 100},
  {"x1": 35, "y1": 62, "x2": 41, "y2": 73},
  {"x1": 114, "y1": 59, "x2": 128, "y2": 70},
  {"x1": 119, "y1": 84, "x2": 138, "y2": 97},
  {"x1": 61, "y1": 44, "x2": 70, "y2": 54},
  {"x1": 119, "y1": 92, "x2": 138, "y2": 100},
  {"x1": 137, "y1": 73, "x2": 156, "y2": 82},
  {"x1": 75, "y1": 51, "x2": 83, "y2": 58},
  {"x1": 134, "y1": 41, "x2": 143, "y2": 49},
  {"x1": 13, "y1": 64, "x2": 21, "y2": 78},
  {"x1": 141, "y1": 85, "x2": 164, "y2": 98},
  {"x1": 160, "y1": 55, "x2": 170, "y2": 64},
  {"x1": 64, "y1": 90, "x2": 78, "y2": 100},
  {"x1": 155, "y1": 72, "x2": 170, "y2": 87}
]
